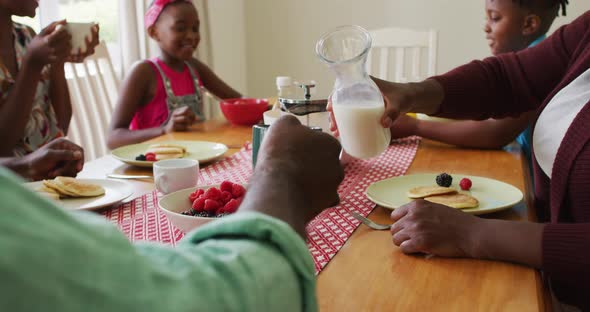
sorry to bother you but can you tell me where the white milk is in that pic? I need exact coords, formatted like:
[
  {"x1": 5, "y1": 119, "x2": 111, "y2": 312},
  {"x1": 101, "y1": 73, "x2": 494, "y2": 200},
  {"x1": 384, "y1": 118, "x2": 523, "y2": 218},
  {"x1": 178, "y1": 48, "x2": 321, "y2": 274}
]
[{"x1": 332, "y1": 102, "x2": 391, "y2": 159}]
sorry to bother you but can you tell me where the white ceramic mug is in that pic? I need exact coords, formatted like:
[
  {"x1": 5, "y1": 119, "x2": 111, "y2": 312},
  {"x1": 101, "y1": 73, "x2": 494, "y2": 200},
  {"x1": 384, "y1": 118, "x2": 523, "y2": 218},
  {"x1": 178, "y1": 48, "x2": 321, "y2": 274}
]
[
  {"x1": 64, "y1": 22, "x2": 94, "y2": 53},
  {"x1": 153, "y1": 159, "x2": 200, "y2": 195}
]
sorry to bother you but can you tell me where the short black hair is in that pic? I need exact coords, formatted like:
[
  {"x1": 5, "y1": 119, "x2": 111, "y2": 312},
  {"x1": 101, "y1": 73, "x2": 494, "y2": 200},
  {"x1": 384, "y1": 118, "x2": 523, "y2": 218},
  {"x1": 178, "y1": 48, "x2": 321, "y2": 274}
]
[{"x1": 512, "y1": 0, "x2": 568, "y2": 16}]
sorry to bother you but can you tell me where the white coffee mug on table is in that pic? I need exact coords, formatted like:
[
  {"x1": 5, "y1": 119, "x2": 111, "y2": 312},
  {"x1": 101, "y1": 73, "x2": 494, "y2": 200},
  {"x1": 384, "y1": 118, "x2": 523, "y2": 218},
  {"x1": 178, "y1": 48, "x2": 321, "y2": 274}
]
[
  {"x1": 64, "y1": 22, "x2": 95, "y2": 53},
  {"x1": 153, "y1": 159, "x2": 199, "y2": 195}
]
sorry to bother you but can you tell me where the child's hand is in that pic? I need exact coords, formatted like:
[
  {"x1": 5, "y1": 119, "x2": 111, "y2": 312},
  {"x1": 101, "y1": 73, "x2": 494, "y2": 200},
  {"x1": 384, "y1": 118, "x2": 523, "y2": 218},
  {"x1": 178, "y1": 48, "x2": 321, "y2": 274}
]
[
  {"x1": 25, "y1": 21, "x2": 72, "y2": 69},
  {"x1": 390, "y1": 114, "x2": 419, "y2": 139},
  {"x1": 67, "y1": 24, "x2": 100, "y2": 63},
  {"x1": 164, "y1": 106, "x2": 196, "y2": 133}
]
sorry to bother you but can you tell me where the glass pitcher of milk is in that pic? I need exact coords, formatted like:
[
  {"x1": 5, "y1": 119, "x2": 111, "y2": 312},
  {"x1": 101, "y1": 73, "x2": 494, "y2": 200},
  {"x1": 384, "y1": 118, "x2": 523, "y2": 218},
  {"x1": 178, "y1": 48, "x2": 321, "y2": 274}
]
[{"x1": 316, "y1": 25, "x2": 391, "y2": 159}]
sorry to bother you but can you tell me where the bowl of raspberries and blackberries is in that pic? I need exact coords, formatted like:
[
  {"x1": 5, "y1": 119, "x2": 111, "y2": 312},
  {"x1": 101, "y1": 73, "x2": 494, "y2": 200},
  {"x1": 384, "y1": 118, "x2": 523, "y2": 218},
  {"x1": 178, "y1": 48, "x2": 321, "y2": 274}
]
[{"x1": 158, "y1": 180, "x2": 246, "y2": 232}]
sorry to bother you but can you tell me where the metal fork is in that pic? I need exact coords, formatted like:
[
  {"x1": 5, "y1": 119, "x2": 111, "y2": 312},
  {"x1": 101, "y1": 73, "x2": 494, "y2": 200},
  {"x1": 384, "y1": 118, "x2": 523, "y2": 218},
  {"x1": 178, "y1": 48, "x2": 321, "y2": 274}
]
[{"x1": 350, "y1": 211, "x2": 392, "y2": 230}]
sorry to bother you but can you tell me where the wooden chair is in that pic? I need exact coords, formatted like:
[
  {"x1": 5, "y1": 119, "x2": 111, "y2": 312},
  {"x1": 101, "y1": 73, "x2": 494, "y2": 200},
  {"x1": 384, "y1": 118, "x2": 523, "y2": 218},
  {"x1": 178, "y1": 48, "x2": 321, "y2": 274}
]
[
  {"x1": 367, "y1": 27, "x2": 438, "y2": 82},
  {"x1": 65, "y1": 41, "x2": 120, "y2": 161}
]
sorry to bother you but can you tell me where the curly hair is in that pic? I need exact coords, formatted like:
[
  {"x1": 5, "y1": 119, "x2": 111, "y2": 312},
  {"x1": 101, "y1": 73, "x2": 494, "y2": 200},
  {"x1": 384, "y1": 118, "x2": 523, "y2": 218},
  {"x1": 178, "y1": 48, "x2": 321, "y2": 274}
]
[{"x1": 513, "y1": 0, "x2": 568, "y2": 16}]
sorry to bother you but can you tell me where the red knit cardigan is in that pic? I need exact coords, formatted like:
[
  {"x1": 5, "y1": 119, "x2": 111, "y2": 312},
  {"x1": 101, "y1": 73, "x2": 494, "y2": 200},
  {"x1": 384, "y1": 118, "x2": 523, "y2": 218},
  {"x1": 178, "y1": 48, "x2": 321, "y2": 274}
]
[{"x1": 433, "y1": 11, "x2": 590, "y2": 309}]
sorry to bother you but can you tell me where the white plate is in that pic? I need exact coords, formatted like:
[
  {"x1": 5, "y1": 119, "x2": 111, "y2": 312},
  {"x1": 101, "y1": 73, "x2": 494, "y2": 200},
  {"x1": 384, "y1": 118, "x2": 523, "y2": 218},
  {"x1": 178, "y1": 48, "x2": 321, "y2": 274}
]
[
  {"x1": 366, "y1": 173, "x2": 523, "y2": 215},
  {"x1": 25, "y1": 179, "x2": 134, "y2": 211},
  {"x1": 111, "y1": 140, "x2": 228, "y2": 168}
]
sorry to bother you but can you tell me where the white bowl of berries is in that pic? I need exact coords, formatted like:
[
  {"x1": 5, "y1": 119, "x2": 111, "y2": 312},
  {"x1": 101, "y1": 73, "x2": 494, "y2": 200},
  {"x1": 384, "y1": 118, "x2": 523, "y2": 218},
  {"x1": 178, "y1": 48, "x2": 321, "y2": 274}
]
[{"x1": 158, "y1": 180, "x2": 246, "y2": 233}]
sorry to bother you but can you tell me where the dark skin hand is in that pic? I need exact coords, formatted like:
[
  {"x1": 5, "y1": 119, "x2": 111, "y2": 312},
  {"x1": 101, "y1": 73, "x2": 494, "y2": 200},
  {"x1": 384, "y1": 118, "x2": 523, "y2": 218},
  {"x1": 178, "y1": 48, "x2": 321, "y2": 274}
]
[
  {"x1": 239, "y1": 115, "x2": 344, "y2": 238},
  {"x1": 390, "y1": 199, "x2": 543, "y2": 268},
  {"x1": 1, "y1": 138, "x2": 84, "y2": 181}
]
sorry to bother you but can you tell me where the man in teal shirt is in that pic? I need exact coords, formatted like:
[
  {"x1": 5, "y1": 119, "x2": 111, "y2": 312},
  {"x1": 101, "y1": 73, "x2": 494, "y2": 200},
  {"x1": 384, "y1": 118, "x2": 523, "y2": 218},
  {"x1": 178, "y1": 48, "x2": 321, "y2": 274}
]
[{"x1": 0, "y1": 116, "x2": 344, "y2": 312}]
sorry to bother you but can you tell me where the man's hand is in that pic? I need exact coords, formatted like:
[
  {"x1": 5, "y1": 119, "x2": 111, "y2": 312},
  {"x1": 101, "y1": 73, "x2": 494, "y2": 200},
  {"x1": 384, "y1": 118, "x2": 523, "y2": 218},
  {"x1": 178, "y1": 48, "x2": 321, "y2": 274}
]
[{"x1": 240, "y1": 116, "x2": 344, "y2": 237}]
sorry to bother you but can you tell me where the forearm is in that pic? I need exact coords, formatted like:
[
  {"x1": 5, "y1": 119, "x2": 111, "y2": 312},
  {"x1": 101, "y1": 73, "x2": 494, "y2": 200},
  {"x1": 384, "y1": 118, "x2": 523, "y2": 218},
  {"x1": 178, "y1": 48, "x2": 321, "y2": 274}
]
[
  {"x1": 107, "y1": 127, "x2": 165, "y2": 149},
  {"x1": 49, "y1": 63, "x2": 72, "y2": 133},
  {"x1": 0, "y1": 157, "x2": 29, "y2": 178},
  {"x1": 470, "y1": 218, "x2": 543, "y2": 268},
  {"x1": 240, "y1": 160, "x2": 310, "y2": 238},
  {"x1": 373, "y1": 77, "x2": 444, "y2": 115},
  {"x1": 0, "y1": 61, "x2": 42, "y2": 154},
  {"x1": 414, "y1": 119, "x2": 518, "y2": 149}
]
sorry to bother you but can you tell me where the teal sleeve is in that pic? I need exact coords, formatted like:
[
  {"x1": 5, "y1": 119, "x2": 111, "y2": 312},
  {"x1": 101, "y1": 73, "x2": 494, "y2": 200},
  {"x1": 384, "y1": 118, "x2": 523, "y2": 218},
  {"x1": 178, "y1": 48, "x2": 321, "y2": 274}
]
[{"x1": 0, "y1": 168, "x2": 317, "y2": 312}]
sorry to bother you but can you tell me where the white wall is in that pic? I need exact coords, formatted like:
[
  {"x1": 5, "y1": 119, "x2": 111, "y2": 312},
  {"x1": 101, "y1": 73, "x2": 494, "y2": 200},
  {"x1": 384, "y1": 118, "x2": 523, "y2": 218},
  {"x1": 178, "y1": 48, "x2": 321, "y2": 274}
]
[
  {"x1": 208, "y1": 1, "x2": 590, "y2": 99},
  {"x1": 206, "y1": 0, "x2": 247, "y2": 94}
]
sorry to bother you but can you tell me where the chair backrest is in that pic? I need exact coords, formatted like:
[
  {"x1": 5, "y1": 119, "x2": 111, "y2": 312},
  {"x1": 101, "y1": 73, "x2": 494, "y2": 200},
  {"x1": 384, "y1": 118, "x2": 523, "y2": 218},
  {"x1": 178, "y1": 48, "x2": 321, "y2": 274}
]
[
  {"x1": 367, "y1": 27, "x2": 438, "y2": 83},
  {"x1": 65, "y1": 41, "x2": 120, "y2": 161}
]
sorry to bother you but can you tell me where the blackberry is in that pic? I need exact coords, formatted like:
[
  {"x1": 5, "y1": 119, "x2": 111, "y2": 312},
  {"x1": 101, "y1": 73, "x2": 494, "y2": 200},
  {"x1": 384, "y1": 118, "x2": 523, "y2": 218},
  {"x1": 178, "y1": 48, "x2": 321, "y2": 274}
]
[
  {"x1": 135, "y1": 154, "x2": 147, "y2": 161},
  {"x1": 181, "y1": 210, "x2": 192, "y2": 216},
  {"x1": 195, "y1": 211, "x2": 213, "y2": 218},
  {"x1": 216, "y1": 213, "x2": 230, "y2": 218},
  {"x1": 435, "y1": 173, "x2": 453, "y2": 187}
]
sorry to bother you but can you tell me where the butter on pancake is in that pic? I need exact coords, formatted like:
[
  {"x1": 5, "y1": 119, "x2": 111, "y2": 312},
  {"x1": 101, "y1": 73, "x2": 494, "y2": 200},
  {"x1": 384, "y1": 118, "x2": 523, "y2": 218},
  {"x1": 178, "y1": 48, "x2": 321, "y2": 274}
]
[
  {"x1": 406, "y1": 186, "x2": 456, "y2": 199},
  {"x1": 424, "y1": 193, "x2": 479, "y2": 209},
  {"x1": 146, "y1": 143, "x2": 186, "y2": 160}
]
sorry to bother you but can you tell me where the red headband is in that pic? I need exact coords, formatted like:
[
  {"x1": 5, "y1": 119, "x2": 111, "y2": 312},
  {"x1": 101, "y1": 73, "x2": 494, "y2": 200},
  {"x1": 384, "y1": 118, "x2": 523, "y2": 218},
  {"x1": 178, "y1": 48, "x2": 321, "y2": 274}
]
[{"x1": 145, "y1": 0, "x2": 193, "y2": 30}]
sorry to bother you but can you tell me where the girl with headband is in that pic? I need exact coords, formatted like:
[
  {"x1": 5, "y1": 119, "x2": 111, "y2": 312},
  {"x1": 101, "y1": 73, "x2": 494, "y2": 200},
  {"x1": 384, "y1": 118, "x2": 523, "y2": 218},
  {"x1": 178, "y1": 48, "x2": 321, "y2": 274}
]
[{"x1": 108, "y1": 0, "x2": 241, "y2": 149}]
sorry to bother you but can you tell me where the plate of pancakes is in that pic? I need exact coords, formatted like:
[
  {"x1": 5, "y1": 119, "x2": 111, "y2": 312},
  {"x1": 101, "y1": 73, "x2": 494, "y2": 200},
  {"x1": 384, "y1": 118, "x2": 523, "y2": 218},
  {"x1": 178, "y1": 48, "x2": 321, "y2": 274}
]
[
  {"x1": 366, "y1": 173, "x2": 523, "y2": 215},
  {"x1": 25, "y1": 177, "x2": 134, "y2": 211},
  {"x1": 111, "y1": 140, "x2": 228, "y2": 167}
]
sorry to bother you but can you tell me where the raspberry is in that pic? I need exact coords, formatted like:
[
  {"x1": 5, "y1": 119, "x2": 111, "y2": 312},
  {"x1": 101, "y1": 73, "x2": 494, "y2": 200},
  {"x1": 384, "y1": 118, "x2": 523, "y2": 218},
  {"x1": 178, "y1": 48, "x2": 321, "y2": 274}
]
[
  {"x1": 215, "y1": 207, "x2": 226, "y2": 215},
  {"x1": 145, "y1": 152, "x2": 156, "y2": 162},
  {"x1": 220, "y1": 181, "x2": 234, "y2": 193},
  {"x1": 204, "y1": 187, "x2": 222, "y2": 201},
  {"x1": 204, "y1": 199, "x2": 221, "y2": 211},
  {"x1": 188, "y1": 191, "x2": 202, "y2": 203},
  {"x1": 224, "y1": 199, "x2": 240, "y2": 213},
  {"x1": 195, "y1": 189, "x2": 205, "y2": 197},
  {"x1": 231, "y1": 184, "x2": 246, "y2": 198},
  {"x1": 221, "y1": 191, "x2": 232, "y2": 204},
  {"x1": 435, "y1": 173, "x2": 453, "y2": 187},
  {"x1": 460, "y1": 178, "x2": 472, "y2": 190},
  {"x1": 192, "y1": 197, "x2": 206, "y2": 212}
]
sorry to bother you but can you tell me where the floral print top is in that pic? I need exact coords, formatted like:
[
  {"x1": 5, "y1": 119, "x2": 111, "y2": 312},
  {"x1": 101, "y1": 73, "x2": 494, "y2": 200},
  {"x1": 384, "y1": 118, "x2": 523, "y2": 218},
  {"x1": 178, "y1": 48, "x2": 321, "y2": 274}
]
[{"x1": 0, "y1": 23, "x2": 63, "y2": 156}]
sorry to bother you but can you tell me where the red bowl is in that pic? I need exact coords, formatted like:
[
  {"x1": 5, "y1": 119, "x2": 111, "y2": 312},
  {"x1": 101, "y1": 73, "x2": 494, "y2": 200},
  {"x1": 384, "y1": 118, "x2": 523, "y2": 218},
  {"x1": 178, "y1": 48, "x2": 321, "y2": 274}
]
[{"x1": 220, "y1": 98, "x2": 269, "y2": 126}]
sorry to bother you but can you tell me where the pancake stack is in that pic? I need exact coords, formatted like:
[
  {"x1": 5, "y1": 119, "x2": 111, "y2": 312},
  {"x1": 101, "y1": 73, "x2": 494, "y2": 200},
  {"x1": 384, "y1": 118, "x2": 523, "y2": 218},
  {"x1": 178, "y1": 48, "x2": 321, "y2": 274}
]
[
  {"x1": 406, "y1": 185, "x2": 479, "y2": 209},
  {"x1": 37, "y1": 176, "x2": 105, "y2": 200},
  {"x1": 146, "y1": 143, "x2": 186, "y2": 160}
]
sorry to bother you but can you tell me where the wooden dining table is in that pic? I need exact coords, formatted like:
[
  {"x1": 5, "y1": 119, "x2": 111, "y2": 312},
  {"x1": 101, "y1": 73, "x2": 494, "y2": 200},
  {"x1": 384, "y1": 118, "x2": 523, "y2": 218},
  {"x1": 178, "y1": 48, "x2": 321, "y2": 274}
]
[{"x1": 79, "y1": 119, "x2": 547, "y2": 311}]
